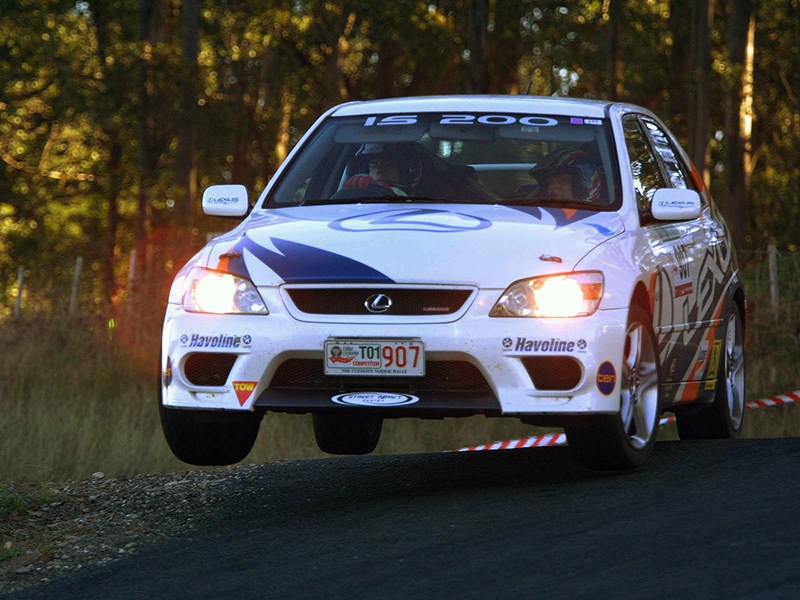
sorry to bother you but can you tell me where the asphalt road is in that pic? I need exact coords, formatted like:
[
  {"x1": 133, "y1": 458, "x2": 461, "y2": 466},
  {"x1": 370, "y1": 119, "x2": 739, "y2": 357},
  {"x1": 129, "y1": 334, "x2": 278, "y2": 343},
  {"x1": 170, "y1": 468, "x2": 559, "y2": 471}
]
[{"x1": 9, "y1": 438, "x2": 800, "y2": 599}]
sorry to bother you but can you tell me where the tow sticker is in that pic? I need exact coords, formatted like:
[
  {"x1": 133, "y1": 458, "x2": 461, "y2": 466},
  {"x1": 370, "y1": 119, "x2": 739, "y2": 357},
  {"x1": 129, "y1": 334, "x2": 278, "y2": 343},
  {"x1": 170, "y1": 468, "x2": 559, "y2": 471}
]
[{"x1": 233, "y1": 381, "x2": 258, "y2": 406}]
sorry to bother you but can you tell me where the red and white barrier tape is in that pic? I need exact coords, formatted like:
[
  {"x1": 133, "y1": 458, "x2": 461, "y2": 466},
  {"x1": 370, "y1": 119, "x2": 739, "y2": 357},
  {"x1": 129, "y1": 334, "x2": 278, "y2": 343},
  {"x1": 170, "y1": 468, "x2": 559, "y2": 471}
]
[
  {"x1": 456, "y1": 389, "x2": 800, "y2": 452},
  {"x1": 746, "y1": 390, "x2": 800, "y2": 409}
]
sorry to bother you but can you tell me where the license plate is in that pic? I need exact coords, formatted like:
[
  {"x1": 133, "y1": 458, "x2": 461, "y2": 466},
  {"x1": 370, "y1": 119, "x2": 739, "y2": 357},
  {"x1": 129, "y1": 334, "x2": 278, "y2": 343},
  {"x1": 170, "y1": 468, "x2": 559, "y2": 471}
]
[{"x1": 324, "y1": 339, "x2": 425, "y2": 377}]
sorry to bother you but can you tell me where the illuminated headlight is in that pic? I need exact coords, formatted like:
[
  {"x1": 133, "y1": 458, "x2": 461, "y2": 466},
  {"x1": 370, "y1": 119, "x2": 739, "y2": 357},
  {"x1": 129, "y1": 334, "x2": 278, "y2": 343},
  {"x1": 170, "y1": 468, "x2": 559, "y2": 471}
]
[
  {"x1": 490, "y1": 272, "x2": 603, "y2": 318},
  {"x1": 182, "y1": 268, "x2": 268, "y2": 314}
]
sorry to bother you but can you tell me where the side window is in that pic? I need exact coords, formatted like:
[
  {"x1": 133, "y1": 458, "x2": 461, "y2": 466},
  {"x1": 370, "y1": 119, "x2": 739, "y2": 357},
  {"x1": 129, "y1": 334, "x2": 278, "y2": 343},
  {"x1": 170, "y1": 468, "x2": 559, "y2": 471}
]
[
  {"x1": 622, "y1": 114, "x2": 666, "y2": 221},
  {"x1": 641, "y1": 118, "x2": 693, "y2": 191}
]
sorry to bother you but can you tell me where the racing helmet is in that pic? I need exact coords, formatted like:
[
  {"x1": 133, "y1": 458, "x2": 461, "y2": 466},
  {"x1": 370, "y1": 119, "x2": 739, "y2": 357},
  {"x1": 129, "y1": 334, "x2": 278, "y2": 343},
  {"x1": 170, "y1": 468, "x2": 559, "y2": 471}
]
[
  {"x1": 356, "y1": 143, "x2": 422, "y2": 188},
  {"x1": 530, "y1": 148, "x2": 602, "y2": 203}
]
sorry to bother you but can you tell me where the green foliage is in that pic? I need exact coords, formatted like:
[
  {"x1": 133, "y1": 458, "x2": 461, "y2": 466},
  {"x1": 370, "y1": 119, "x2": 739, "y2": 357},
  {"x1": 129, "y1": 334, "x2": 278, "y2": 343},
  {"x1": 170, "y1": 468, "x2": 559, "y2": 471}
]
[
  {"x1": 741, "y1": 250, "x2": 800, "y2": 398},
  {"x1": 1, "y1": 1, "x2": 796, "y2": 318},
  {"x1": 747, "y1": 0, "x2": 800, "y2": 249}
]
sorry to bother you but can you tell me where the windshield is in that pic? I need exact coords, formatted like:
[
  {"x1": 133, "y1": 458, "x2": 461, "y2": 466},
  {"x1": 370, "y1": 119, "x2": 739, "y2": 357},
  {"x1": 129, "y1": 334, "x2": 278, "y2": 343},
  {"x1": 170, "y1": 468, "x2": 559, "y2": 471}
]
[{"x1": 265, "y1": 112, "x2": 619, "y2": 209}]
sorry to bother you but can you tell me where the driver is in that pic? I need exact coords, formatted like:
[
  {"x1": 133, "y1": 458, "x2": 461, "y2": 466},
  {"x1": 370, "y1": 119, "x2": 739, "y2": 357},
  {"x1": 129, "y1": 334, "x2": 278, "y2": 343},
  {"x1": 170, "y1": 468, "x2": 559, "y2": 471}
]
[
  {"x1": 529, "y1": 149, "x2": 602, "y2": 203},
  {"x1": 344, "y1": 143, "x2": 421, "y2": 196}
]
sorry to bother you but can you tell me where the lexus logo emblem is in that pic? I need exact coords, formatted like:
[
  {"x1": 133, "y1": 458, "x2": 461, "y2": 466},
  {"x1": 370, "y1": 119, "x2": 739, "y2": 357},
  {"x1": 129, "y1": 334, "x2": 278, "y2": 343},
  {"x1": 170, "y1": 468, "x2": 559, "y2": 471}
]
[{"x1": 365, "y1": 293, "x2": 392, "y2": 313}]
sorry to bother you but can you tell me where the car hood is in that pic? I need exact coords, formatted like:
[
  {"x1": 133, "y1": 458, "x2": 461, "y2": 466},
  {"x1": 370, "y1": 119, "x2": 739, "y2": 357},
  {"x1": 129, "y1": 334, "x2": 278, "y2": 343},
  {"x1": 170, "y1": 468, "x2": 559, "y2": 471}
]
[{"x1": 206, "y1": 204, "x2": 625, "y2": 288}]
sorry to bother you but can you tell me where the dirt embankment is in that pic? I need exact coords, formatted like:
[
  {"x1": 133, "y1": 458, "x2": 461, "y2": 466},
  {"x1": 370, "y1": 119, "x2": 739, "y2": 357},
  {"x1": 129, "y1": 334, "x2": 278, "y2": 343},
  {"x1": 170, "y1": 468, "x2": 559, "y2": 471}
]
[{"x1": 0, "y1": 465, "x2": 262, "y2": 595}]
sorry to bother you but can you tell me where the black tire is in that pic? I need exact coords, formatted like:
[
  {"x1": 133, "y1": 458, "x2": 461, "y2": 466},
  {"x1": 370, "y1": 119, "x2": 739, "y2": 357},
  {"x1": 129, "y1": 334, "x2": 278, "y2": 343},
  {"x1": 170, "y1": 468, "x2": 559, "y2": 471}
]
[
  {"x1": 676, "y1": 302, "x2": 745, "y2": 440},
  {"x1": 566, "y1": 304, "x2": 662, "y2": 470},
  {"x1": 159, "y1": 386, "x2": 262, "y2": 466},
  {"x1": 313, "y1": 413, "x2": 382, "y2": 455}
]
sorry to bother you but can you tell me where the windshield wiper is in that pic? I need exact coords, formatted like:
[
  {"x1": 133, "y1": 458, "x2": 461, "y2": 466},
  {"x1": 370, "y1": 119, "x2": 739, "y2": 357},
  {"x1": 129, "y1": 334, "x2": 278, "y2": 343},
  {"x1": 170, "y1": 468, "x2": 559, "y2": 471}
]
[
  {"x1": 298, "y1": 195, "x2": 453, "y2": 206},
  {"x1": 297, "y1": 196, "x2": 396, "y2": 206},
  {"x1": 395, "y1": 195, "x2": 450, "y2": 203},
  {"x1": 510, "y1": 198, "x2": 599, "y2": 210}
]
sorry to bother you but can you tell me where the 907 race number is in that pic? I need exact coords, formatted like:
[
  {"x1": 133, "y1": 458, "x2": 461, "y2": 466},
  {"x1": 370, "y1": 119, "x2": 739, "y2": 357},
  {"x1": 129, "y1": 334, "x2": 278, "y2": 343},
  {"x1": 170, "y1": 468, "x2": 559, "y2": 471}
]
[{"x1": 324, "y1": 339, "x2": 425, "y2": 377}]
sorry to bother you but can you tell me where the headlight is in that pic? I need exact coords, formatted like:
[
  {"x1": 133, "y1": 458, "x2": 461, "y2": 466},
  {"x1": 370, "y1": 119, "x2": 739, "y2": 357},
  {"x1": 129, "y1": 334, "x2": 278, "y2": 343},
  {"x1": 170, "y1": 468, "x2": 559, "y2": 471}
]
[
  {"x1": 490, "y1": 272, "x2": 603, "y2": 318},
  {"x1": 182, "y1": 268, "x2": 268, "y2": 314}
]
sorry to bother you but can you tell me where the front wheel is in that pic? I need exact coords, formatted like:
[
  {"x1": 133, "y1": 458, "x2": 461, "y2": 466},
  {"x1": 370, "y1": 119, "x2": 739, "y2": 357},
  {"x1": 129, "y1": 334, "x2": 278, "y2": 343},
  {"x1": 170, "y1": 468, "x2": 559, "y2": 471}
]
[
  {"x1": 676, "y1": 302, "x2": 745, "y2": 439},
  {"x1": 566, "y1": 304, "x2": 661, "y2": 470},
  {"x1": 159, "y1": 387, "x2": 262, "y2": 466},
  {"x1": 313, "y1": 413, "x2": 382, "y2": 455}
]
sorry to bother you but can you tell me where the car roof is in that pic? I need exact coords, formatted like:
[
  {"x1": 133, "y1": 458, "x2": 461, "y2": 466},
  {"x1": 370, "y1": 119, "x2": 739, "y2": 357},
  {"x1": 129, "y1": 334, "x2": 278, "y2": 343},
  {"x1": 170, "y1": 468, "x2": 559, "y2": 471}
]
[{"x1": 329, "y1": 95, "x2": 614, "y2": 119}]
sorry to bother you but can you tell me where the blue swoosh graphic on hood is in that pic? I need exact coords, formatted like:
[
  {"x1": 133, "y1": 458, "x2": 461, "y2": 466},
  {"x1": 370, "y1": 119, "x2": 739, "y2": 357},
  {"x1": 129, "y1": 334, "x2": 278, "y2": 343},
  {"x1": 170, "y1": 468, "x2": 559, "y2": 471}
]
[
  {"x1": 585, "y1": 223, "x2": 615, "y2": 236},
  {"x1": 329, "y1": 208, "x2": 492, "y2": 233},
  {"x1": 220, "y1": 236, "x2": 394, "y2": 283}
]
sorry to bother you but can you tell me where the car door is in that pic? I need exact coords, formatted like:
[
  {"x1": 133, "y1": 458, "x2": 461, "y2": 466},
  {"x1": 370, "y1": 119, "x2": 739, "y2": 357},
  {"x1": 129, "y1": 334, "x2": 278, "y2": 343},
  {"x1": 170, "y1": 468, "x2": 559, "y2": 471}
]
[
  {"x1": 621, "y1": 114, "x2": 707, "y2": 404},
  {"x1": 640, "y1": 117, "x2": 736, "y2": 401}
]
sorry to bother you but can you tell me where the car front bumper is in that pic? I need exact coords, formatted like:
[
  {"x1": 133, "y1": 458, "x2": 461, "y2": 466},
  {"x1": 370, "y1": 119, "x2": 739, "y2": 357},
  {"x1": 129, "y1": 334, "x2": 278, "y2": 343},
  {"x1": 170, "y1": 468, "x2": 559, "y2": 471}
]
[{"x1": 160, "y1": 289, "x2": 628, "y2": 419}]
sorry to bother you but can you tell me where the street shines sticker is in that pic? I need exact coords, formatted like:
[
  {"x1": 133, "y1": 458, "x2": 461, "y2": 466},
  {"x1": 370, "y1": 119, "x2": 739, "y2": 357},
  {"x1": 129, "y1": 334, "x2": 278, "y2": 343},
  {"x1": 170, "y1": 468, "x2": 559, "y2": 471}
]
[
  {"x1": 596, "y1": 361, "x2": 616, "y2": 395},
  {"x1": 331, "y1": 392, "x2": 419, "y2": 407}
]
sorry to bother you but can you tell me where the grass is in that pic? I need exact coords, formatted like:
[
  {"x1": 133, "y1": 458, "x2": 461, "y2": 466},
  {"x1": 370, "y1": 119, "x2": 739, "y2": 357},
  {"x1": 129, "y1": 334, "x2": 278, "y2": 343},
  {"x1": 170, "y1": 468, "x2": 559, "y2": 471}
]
[
  {"x1": 0, "y1": 480, "x2": 53, "y2": 562},
  {"x1": 0, "y1": 317, "x2": 552, "y2": 482},
  {"x1": 0, "y1": 486, "x2": 29, "y2": 517},
  {"x1": 1, "y1": 251, "x2": 798, "y2": 483}
]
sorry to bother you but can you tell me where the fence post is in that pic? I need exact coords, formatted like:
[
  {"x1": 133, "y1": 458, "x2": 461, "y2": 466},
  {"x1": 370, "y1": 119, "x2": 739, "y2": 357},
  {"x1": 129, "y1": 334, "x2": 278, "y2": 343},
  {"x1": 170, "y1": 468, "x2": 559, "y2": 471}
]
[
  {"x1": 768, "y1": 244, "x2": 779, "y2": 318},
  {"x1": 127, "y1": 248, "x2": 137, "y2": 322},
  {"x1": 68, "y1": 256, "x2": 84, "y2": 317},
  {"x1": 13, "y1": 266, "x2": 24, "y2": 318},
  {"x1": 129, "y1": 248, "x2": 137, "y2": 287}
]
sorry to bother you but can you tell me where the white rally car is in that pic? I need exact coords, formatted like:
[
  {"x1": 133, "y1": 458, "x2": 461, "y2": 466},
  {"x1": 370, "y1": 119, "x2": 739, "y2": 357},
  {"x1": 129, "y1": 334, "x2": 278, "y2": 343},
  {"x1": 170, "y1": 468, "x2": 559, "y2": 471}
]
[{"x1": 160, "y1": 95, "x2": 745, "y2": 470}]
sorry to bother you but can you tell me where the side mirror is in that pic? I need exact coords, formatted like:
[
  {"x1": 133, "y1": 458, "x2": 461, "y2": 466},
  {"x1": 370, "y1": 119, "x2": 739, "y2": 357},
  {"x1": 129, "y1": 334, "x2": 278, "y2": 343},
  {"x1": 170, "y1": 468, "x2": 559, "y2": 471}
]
[
  {"x1": 202, "y1": 184, "x2": 249, "y2": 217},
  {"x1": 651, "y1": 188, "x2": 701, "y2": 221}
]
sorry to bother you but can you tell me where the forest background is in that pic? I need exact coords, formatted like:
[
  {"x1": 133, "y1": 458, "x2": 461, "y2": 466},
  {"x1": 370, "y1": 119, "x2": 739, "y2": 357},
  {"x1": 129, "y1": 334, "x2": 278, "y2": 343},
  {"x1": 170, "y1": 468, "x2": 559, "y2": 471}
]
[{"x1": 1, "y1": 0, "x2": 799, "y2": 481}]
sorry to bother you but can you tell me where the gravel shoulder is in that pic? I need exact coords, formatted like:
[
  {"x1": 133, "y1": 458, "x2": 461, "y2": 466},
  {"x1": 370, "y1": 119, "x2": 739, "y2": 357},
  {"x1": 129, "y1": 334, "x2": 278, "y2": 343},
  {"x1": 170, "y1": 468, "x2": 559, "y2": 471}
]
[{"x1": 0, "y1": 465, "x2": 266, "y2": 596}]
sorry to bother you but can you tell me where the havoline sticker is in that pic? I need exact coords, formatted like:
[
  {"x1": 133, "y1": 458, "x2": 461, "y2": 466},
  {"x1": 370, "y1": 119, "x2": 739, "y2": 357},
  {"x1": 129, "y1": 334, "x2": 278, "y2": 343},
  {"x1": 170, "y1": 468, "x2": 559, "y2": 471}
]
[{"x1": 331, "y1": 392, "x2": 419, "y2": 407}]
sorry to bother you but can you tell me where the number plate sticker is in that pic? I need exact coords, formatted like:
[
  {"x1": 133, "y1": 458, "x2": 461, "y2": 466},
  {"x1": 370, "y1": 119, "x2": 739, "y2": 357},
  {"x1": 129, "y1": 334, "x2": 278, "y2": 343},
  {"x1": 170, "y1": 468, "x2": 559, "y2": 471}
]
[{"x1": 324, "y1": 339, "x2": 425, "y2": 377}]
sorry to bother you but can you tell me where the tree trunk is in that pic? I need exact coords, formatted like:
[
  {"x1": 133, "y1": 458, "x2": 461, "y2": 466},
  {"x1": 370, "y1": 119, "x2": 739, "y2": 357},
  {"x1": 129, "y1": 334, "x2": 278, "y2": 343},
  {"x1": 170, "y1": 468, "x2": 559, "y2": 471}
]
[
  {"x1": 606, "y1": 0, "x2": 624, "y2": 100},
  {"x1": 670, "y1": 0, "x2": 691, "y2": 142},
  {"x1": 274, "y1": 89, "x2": 294, "y2": 165},
  {"x1": 92, "y1": 4, "x2": 122, "y2": 315},
  {"x1": 176, "y1": 0, "x2": 199, "y2": 225},
  {"x1": 104, "y1": 140, "x2": 123, "y2": 316},
  {"x1": 468, "y1": 0, "x2": 489, "y2": 93},
  {"x1": 137, "y1": 0, "x2": 155, "y2": 247},
  {"x1": 724, "y1": 0, "x2": 754, "y2": 252},
  {"x1": 689, "y1": 0, "x2": 711, "y2": 178}
]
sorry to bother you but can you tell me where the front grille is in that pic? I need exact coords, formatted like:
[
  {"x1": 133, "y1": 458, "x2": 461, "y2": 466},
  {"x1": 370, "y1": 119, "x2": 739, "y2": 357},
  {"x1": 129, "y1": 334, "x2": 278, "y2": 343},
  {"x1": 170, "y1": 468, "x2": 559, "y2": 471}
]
[
  {"x1": 520, "y1": 356, "x2": 582, "y2": 391},
  {"x1": 183, "y1": 353, "x2": 237, "y2": 386},
  {"x1": 286, "y1": 288, "x2": 472, "y2": 316},
  {"x1": 269, "y1": 359, "x2": 490, "y2": 393}
]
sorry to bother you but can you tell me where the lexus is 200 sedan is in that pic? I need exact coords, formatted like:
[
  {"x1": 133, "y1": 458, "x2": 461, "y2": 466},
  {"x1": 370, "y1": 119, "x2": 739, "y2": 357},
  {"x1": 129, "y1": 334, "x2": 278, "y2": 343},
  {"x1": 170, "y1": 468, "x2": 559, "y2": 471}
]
[{"x1": 159, "y1": 95, "x2": 745, "y2": 470}]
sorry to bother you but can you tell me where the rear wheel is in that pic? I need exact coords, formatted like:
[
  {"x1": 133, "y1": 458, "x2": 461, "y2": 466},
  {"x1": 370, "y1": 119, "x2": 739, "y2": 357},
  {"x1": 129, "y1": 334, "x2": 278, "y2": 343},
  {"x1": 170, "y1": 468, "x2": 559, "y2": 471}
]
[
  {"x1": 566, "y1": 304, "x2": 661, "y2": 470},
  {"x1": 313, "y1": 413, "x2": 382, "y2": 455},
  {"x1": 159, "y1": 385, "x2": 262, "y2": 466},
  {"x1": 676, "y1": 302, "x2": 745, "y2": 439}
]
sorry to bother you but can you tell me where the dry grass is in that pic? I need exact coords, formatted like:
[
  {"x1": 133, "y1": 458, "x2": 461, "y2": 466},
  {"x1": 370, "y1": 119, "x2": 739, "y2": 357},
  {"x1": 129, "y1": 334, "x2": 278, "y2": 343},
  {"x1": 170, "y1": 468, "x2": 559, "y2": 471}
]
[
  {"x1": 0, "y1": 319, "x2": 550, "y2": 482},
  {"x1": 1, "y1": 252, "x2": 798, "y2": 483}
]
